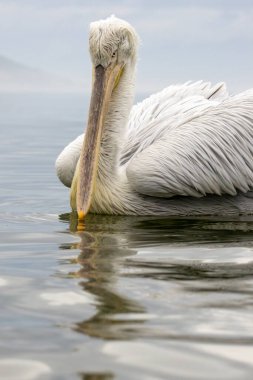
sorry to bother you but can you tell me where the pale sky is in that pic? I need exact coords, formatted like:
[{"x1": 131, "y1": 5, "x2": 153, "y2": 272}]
[{"x1": 1, "y1": 0, "x2": 253, "y2": 93}]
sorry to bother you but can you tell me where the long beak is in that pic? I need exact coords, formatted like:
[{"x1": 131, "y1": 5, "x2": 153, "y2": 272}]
[{"x1": 75, "y1": 63, "x2": 124, "y2": 219}]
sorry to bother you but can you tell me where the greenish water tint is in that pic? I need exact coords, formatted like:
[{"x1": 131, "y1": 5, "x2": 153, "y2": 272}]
[{"x1": 1, "y1": 93, "x2": 253, "y2": 379}]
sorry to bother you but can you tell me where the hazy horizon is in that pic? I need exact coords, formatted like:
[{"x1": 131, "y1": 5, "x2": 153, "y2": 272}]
[{"x1": 1, "y1": 0, "x2": 253, "y2": 93}]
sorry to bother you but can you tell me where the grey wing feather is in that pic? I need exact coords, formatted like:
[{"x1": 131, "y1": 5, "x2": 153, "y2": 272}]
[
  {"x1": 126, "y1": 90, "x2": 253, "y2": 198},
  {"x1": 55, "y1": 134, "x2": 84, "y2": 187},
  {"x1": 120, "y1": 81, "x2": 228, "y2": 164}
]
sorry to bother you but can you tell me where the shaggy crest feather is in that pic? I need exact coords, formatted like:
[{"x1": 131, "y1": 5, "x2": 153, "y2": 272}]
[{"x1": 89, "y1": 16, "x2": 139, "y2": 68}]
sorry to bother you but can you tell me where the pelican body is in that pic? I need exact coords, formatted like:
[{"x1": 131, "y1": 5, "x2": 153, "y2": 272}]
[{"x1": 56, "y1": 16, "x2": 253, "y2": 217}]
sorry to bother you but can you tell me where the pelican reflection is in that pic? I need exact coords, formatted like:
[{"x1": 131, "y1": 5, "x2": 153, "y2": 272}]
[{"x1": 58, "y1": 213, "x2": 253, "y2": 341}]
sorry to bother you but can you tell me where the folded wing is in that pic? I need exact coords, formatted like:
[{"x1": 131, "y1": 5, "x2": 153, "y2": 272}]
[
  {"x1": 126, "y1": 90, "x2": 253, "y2": 198},
  {"x1": 121, "y1": 81, "x2": 228, "y2": 164}
]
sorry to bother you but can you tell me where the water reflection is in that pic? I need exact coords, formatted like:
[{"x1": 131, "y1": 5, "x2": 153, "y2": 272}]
[
  {"x1": 61, "y1": 212, "x2": 253, "y2": 246},
  {"x1": 79, "y1": 373, "x2": 114, "y2": 380},
  {"x1": 59, "y1": 213, "x2": 253, "y2": 344},
  {"x1": 59, "y1": 214, "x2": 146, "y2": 339}
]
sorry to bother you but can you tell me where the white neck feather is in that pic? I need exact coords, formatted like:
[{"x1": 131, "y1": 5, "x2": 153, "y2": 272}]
[{"x1": 97, "y1": 62, "x2": 136, "y2": 183}]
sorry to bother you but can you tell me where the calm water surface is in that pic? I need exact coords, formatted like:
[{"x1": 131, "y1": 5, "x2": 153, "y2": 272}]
[{"x1": 1, "y1": 93, "x2": 253, "y2": 379}]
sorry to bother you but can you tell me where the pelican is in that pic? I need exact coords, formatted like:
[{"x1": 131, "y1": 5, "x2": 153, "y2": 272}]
[{"x1": 56, "y1": 16, "x2": 253, "y2": 218}]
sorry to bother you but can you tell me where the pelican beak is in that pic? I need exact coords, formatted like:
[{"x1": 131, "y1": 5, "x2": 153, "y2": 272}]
[{"x1": 74, "y1": 62, "x2": 124, "y2": 219}]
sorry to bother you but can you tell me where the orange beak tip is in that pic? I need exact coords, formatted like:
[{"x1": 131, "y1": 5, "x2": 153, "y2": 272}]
[{"x1": 77, "y1": 210, "x2": 85, "y2": 220}]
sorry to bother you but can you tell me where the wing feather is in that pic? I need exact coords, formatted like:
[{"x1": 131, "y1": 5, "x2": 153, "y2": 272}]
[
  {"x1": 126, "y1": 91, "x2": 253, "y2": 198},
  {"x1": 55, "y1": 134, "x2": 84, "y2": 187},
  {"x1": 121, "y1": 81, "x2": 228, "y2": 164}
]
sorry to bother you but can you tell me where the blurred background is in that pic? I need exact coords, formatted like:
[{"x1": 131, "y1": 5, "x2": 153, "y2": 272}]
[{"x1": 1, "y1": 0, "x2": 253, "y2": 96}]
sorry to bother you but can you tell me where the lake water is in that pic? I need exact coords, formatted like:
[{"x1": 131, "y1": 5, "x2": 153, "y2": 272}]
[{"x1": 1, "y1": 92, "x2": 253, "y2": 380}]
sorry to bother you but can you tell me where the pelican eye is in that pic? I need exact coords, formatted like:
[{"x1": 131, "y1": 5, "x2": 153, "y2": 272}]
[{"x1": 111, "y1": 51, "x2": 117, "y2": 58}]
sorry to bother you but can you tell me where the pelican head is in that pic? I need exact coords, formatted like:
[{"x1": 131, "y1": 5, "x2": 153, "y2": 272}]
[
  {"x1": 74, "y1": 16, "x2": 139, "y2": 219},
  {"x1": 89, "y1": 16, "x2": 138, "y2": 68}
]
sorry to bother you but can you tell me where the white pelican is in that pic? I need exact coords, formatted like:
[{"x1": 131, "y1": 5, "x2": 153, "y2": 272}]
[{"x1": 56, "y1": 16, "x2": 253, "y2": 218}]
